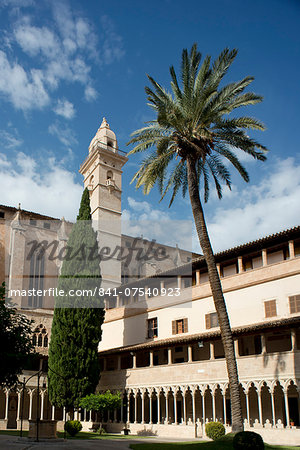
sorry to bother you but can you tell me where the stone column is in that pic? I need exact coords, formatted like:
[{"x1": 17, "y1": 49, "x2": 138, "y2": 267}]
[
  {"x1": 245, "y1": 392, "x2": 250, "y2": 424},
  {"x1": 257, "y1": 390, "x2": 263, "y2": 426},
  {"x1": 17, "y1": 391, "x2": 21, "y2": 421},
  {"x1": 132, "y1": 353, "x2": 136, "y2": 369},
  {"x1": 210, "y1": 342, "x2": 215, "y2": 360},
  {"x1": 52, "y1": 405, "x2": 55, "y2": 421},
  {"x1": 216, "y1": 263, "x2": 221, "y2": 276},
  {"x1": 4, "y1": 390, "x2": 9, "y2": 420},
  {"x1": 127, "y1": 392, "x2": 131, "y2": 423},
  {"x1": 149, "y1": 351, "x2": 154, "y2": 367},
  {"x1": 134, "y1": 391, "x2": 138, "y2": 423},
  {"x1": 192, "y1": 389, "x2": 196, "y2": 424},
  {"x1": 29, "y1": 391, "x2": 33, "y2": 420},
  {"x1": 271, "y1": 391, "x2": 276, "y2": 427},
  {"x1": 117, "y1": 355, "x2": 121, "y2": 371},
  {"x1": 262, "y1": 249, "x2": 268, "y2": 266},
  {"x1": 168, "y1": 348, "x2": 172, "y2": 365},
  {"x1": 201, "y1": 390, "x2": 206, "y2": 429},
  {"x1": 196, "y1": 270, "x2": 200, "y2": 285},
  {"x1": 173, "y1": 391, "x2": 177, "y2": 424},
  {"x1": 212, "y1": 391, "x2": 216, "y2": 422},
  {"x1": 149, "y1": 391, "x2": 153, "y2": 424},
  {"x1": 165, "y1": 391, "x2": 169, "y2": 424},
  {"x1": 40, "y1": 392, "x2": 44, "y2": 420},
  {"x1": 284, "y1": 389, "x2": 290, "y2": 427},
  {"x1": 223, "y1": 392, "x2": 227, "y2": 425},
  {"x1": 289, "y1": 240, "x2": 295, "y2": 259},
  {"x1": 238, "y1": 256, "x2": 244, "y2": 273},
  {"x1": 291, "y1": 329, "x2": 297, "y2": 351},
  {"x1": 188, "y1": 345, "x2": 193, "y2": 363},
  {"x1": 103, "y1": 358, "x2": 107, "y2": 371},
  {"x1": 157, "y1": 390, "x2": 160, "y2": 424},
  {"x1": 234, "y1": 339, "x2": 239, "y2": 357},
  {"x1": 261, "y1": 334, "x2": 266, "y2": 354},
  {"x1": 177, "y1": 276, "x2": 182, "y2": 289}
]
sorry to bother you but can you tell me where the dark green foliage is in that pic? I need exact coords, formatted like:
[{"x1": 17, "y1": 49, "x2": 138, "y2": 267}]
[
  {"x1": 64, "y1": 420, "x2": 82, "y2": 437},
  {"x1": 205, "y1": 421, "x2": 226, "y2": 440},
  {"x1": 233, "y1": 431, "x2": 264, "y2": 449},
  {"x1": 79, "y1": 390, "x2": 121, "y2": 415},
  {"x1": 48, "y1": 188, "x2": 104, "y2": 408},
  {"x1": 0, "y1": 282, "x2": 34, "y2": 387}
]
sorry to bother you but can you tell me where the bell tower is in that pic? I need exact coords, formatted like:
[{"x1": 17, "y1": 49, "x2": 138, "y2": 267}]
[{"x1": 79, "y1": 117, "x2": 128, "y2": 290}]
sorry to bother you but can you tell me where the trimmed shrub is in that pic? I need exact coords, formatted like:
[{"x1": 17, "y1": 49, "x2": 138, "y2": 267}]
[
  {"x1": 205, "y1": 421, "x2": 226, "y2": 440},
  {"x1": 64, "y1": 420, "x2": 82, "y2": 437},
  {"x1": 233, "y1": 431, "x2": 264, "y2": 450}
]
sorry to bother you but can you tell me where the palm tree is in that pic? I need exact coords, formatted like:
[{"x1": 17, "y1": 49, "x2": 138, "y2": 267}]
[{"x1": 127, "y1": 44, "x2": 268, "y2": 432}]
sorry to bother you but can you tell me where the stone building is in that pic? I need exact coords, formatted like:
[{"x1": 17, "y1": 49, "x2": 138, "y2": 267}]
[{"x1": 0, "y1": 118, "x2": 299, "y2": 445}]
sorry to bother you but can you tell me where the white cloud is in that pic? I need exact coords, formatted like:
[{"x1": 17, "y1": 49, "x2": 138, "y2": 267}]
[
  {"x1": 0, "y1": 130, "x2": 23, "y2": 148},
  {"x1": 123, "y1": 197, "x2": 194, "y2": 251},
  {"x1": 206, "y1": 157, "x2": 300, "y2": 252},
  {"x1": 84, "y1": 85, "x2": 97, "y2": 102},
  {"x1": 0, "y1": 152, "x2": 82, "y2": 221},
  {"x1": 100, "y1": 15, "x2": 125, "y2": 64},
  {"x1": 0, "y1": 50, "x2": 49, "y2": 110},
  {"x1": 53, "y1": 98, "x2": 75, "y2": 119},
  {"x1": 14, "y1": 20, "x2": 60, "y2": 59},
  {"x1": 48, "y1": 122, "x2": 78, "y2": 147}
]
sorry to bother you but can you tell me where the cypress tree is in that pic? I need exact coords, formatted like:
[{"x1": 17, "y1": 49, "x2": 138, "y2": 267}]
[{"x1": 48, "y1": 188, "x2": 104, "y2": 408}]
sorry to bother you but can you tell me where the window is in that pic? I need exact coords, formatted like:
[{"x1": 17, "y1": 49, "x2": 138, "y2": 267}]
[
  {"x1": 289, "y1": 295, "x2": 300, "y2": 314},
  {"x1": 147, "y1": 318, "x2": 158, "y2": 338},
  {"x1": 205, "y1": 312, "x2": 219, "y2": 329},
  {"x1": 172, "y1": 318, "x2": 188, "y2": 334},
  {"x1": 28, "y1": 250, "x2": 44, "y2": 308},
  {"x1": 30, "y1": 218, "x2": 37, "y2": 226},
  {"x1": 43, "y1": 222, "x2": 50, "y2": 229},
  {"x1": 0, "y1": 211, "x2": 4, "y2": 218},
  {"x1": 264, "y1": 300, "x2": 277, "y2": 318},
  {"x1": 33, "y1": 324, "x2": 48, "y2": 347}
]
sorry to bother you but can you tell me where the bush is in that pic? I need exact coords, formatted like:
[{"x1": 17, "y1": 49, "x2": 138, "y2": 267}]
[
  {"x1": 98, "y1": 427, "x2": 106, "y2": 435},
  {"x1": 233, "y1": 431, "x2": 264, "y2": 450},
  {"x1": 205, "y1": 421, "x2": 226, "y2": 440},
  {"x1": 64, "y1": 420, "x2": 82, "y2": 437}
]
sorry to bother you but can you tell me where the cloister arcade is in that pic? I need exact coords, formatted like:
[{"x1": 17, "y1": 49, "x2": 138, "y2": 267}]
[{"x1": 0, "y1": 379, "x2": 299, "y2": 432}]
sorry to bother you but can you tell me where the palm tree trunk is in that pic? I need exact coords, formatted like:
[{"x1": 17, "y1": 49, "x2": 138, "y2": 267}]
[{"x1": 186, "y1": 156, "x2": 243, "y2": 433}]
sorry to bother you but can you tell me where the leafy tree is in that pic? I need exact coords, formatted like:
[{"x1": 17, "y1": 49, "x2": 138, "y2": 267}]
[
  {"x1": 0, "y1": 282, "x2": 34, "y2": 387},
  {"x1": 79, "y1": 391, "x2": 121, "y2": 426},
  {"x1": 48, "y1": 188, "x2": 104, "y2": 408},
  {"x1": 127, "y1": 44, "x2": 268, "y2": 432}
]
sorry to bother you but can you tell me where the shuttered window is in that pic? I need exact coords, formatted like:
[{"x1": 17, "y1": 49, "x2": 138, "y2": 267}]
[
  {"x1": 172, "y1": 318, "x2": 188, "y2": 334},
  {"x1": 289, "y1": 295, "x2": 300, "y2": 314},
  {"x1": 205, "y1": 312, "x2": 219, "y2": 329},
  {"x1": 147, "y1": 318, "x2": 158, "y2": 338},
  {"x1": 264, "y1": 300, "x2": 277, "y2": 318}
]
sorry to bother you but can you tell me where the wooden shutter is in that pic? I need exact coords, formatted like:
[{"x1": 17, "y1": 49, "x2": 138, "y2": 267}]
[
  {"x1": 205, "y1": 314, "x2": 211, "y2": 329},
  {"x1": 183, "y1": 318, "x2": 188, "y2": 333},
  {"x1": 172, "y1": 320, "x2": 176, "y2": 335},
  {"x1": 264, "y1": 300, "x2": 277, "y2": 318}
]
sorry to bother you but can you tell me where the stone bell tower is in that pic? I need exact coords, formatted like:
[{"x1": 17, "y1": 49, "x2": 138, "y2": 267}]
[{"x1": 79, "y1": 117, "x2": 128, "y2": 289}]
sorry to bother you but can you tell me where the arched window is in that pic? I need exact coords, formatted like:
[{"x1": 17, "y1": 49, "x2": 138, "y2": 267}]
[
  {"x1": 33, "y1": 324, "x2": 49, "y2": 348},
  {"x1": 106, "y1": 170, "x2": 113, "y2": 180}
]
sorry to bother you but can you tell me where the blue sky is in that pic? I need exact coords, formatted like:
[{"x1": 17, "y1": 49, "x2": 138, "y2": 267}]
[{"x1": 0, "y1": 0, "x2": 299, "y2": 252}]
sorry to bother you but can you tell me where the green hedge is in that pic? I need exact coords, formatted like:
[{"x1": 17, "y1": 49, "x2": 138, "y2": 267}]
[
  {"x1": 205, "y1": 421, "x2": 226, "y2": 440},
  {"x1": 64, "y1": 420, "x2": 82, "y2": 437},
  {"x1": 233, "y1": 431, "x2": 264, "y2": 449}
]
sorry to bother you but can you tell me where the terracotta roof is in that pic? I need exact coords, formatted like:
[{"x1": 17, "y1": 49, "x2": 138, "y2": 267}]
[
  {"x1": 0, "y1": 204, "x2": 60, "y2": 221},
  {"x1": 98, "y1": 315, "x2": 300, "y2": 355}
]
